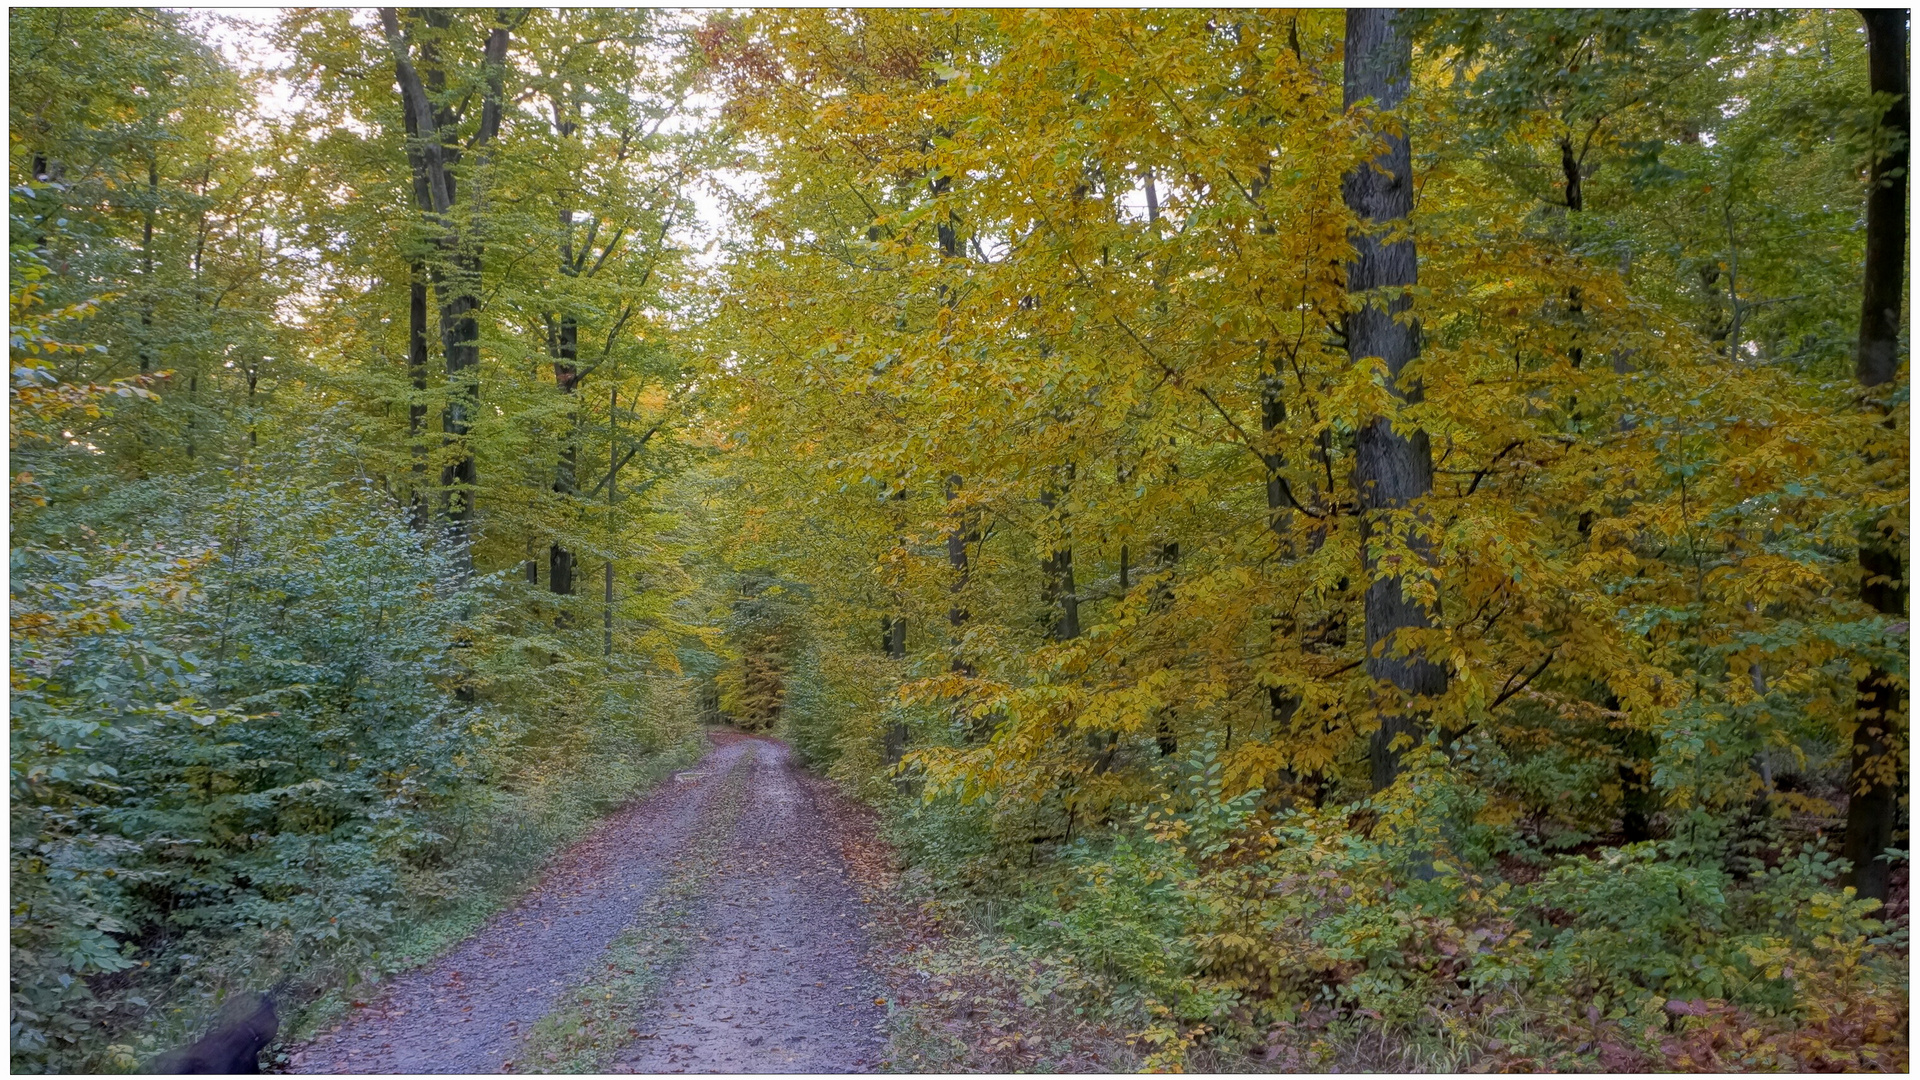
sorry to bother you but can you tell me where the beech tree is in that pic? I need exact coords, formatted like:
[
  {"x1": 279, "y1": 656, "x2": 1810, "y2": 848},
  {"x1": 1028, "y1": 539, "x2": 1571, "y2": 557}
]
[{"x1": 1844, "y1": 7, "x2": 1907, "y2": 904}]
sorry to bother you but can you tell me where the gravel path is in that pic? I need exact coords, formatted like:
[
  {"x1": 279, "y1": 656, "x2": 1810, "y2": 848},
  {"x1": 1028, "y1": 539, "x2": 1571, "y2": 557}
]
[
  {"x1": 287, "y1": 734, "x2": 886, "y2": 1074},
  {"x1": 611, "y1": 739, "x2": 887, "y2": 1073}
]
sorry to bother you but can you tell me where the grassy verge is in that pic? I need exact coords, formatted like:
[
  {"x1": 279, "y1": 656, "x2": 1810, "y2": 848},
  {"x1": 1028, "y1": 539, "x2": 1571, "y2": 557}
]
[{"x1": 506, "y1": 749, "x2": 752, "y2": 1073}]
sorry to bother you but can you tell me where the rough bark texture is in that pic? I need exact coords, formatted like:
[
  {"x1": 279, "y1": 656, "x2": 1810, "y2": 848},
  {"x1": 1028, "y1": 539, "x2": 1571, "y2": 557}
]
[
  {"x1": 548, "y1": 97, "x2": 584, "y2": 598},
  {"x1": 1344, "y1": 8, "x2": 1447, "y2": 792},
  {"x1": 407, "y1": 274, "x2": 431, "y2": 530},
  {"x1": 878, "y1": 609, "x2": 907, "y2": 779},
  {"x1": 1843, "y1": 8, "x2": 1909, "y2": 905},
  {"x1": 548, "y1": 312, "x2": 579, "y2": 605},
  {"x1": 1262, "y1": 363, "x2": 1305, "y2": 732},
  {"x1": 1261, "y1": 373, "x2": 1291, "y2": 543}
]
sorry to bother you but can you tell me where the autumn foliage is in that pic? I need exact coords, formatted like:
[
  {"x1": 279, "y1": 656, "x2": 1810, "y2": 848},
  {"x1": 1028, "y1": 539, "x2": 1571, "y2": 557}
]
[
  {"x1": 697, "y1": 9, "x2": 1907, "y2": 1068},
  {"x1": 7, "y1": 7, "x2": 1908, "y2": 1073}
]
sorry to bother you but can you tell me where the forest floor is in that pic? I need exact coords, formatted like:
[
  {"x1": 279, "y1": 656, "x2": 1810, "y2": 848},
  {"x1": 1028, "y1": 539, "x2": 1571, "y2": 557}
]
[{"x1": 285, "y1": 731, "x2": 891, "y2": 1074}]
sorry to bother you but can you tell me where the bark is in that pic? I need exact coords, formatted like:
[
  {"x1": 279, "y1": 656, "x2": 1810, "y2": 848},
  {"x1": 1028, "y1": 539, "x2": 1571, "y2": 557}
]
[
  {"x1": 549, "y1": 543, "x2": 575, "y2": 598},
  {"x1": 604, "y1": 385, "x2": 617, "y2": 657},
  {"x1": 1040, "y1": 476, "x2": 1080, "y2": 643},
  {"x1": 396, "y1": 32, "x2": 436, "y2": 531},
  {"x1": 408, "y1": 272, "x2": 430, "y2": 529},
  {"x1": 1261, "y1": 371, "x2": 1292, "y2": 544},
  {"x1": 1261, "y1": 363, "x2": 1305, "y2": 736},
  {"x1": 548, "y1": 94, "x2": 584, "y2": 593},
  {"x1": 1856, "y1": 8, "x2": 1909, "y2": 389},
  {"x1": 1843, "y1": 8, "x2": 1910, "y2": 905},
  {"x1": 945, "y1": 496, "x2": 979, "y2": 675},
  {"x1": 1559, "y1": 134, "x2": 1583, "y2": 213},
  {"x1": 603, "y1": 560, "x2": 614, "y2": 656},
  {"x1": 380, "y1": 8, "x2": 513, "y2": 564},
  {"x1": 882, "y1": 615, "x2": 907, "y2": 774},
  {"x1": 1153, "y1": 539, "x2": 1180, "y2": 756},
  {"x1": 138, "y1": 159, "x2": 157, "y2": 376},
  {"x1": 1345, "y1": 9, "x2": 1448, "y2": 791},
  {"x1": 1152, "y1": 540, "x2": 1179, "y2": 609},
  {"x1": 549, "y1": 306, "x2": 579, "y2": 605}
]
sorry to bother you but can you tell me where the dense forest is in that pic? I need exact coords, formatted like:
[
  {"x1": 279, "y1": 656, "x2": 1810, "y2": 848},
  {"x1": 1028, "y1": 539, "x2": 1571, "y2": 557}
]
[{"x1": 9, "y1": 7, "x2": 1909, "y2": 1073}]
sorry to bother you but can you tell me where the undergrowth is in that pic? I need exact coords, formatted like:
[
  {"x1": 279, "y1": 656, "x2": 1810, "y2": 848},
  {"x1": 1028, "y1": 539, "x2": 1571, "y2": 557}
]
[
  {"x1": 10, "y1": 466, "x2": 705, "y2": 1073},
  {"x1": 880, "y1": 742, "x2": 1908, "y2": 1073}
]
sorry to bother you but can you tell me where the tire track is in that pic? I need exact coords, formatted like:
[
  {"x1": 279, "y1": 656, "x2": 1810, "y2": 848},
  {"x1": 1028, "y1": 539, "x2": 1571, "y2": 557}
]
[
  {"x1": 287, "y1": 738, "x2": 754, "y2": 1074},
  {"x1": 287, "y1": 733, "x2": 887, "y2": 1075}
]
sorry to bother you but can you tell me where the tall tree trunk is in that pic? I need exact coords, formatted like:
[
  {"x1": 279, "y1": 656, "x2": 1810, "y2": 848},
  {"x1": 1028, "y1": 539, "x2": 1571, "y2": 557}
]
[
  {"x1": 397, "y1": 31, "x2": 435, "y2": 533},
  {"x1": 408, "y1": 271, "x2": 430, "y2": 530},
  {"x1": 1262, "y1": 354, "x2": 1305, "y2": 734},
  {"x1": 436, "y1": 242, "x2": 487, "y2": 551},
  {"x1": 548, "y1": 92, "x2": 584, "y2": 599},
  {"x1": 1344, "y1": 9, "x2": 1447, "y2": 792},
  {"x1": 381, "y1": 8, "x2": 512, "y2": 573},
  {"x1": 882, "y1": 570, "x2": 910, "y2": 775},
  {"x1": 1844, "y1": 7, "x2": 1909, "y2": 904},
  {"x1": 1855, "y1": 9, "x2": 1909, "y2": 390},
  {"x1": 139, "y1": 159, "x2": 157, "y2": 375},
  {"x1": 605, "y1": 384, "x2": 617, "y2": 657},
  {"x1": 549, "y1": 302, "x2": 579, "y2": 610},
  {"x1": 946, "y1": 473, "x2": 978, "y2": 676},
  {"x1": 1040, "y1": 470, "x2": 1080, "y2": 643}
]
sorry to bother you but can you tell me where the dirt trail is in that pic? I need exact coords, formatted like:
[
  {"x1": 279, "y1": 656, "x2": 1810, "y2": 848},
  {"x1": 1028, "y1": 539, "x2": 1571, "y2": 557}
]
[{"x1": 288, "y1": 734, "x2": 886, "y2": 1075}]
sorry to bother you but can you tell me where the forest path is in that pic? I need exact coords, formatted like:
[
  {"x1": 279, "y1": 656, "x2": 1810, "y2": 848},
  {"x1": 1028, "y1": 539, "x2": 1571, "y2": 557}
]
[{"x1": 287, "y1": 732, "x2": 888, "y2": 1074}]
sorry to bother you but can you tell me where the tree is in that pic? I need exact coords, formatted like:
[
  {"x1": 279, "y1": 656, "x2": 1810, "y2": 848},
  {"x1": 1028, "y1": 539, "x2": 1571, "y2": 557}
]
[
  {"x1": 378, "y1": 7, "x2": 514, "y2": 566},
  {"x1": 1344, "y1": 9, "x2": 1447, "y2": 790},
  {"x1": 1843, "y1": 7, "x2": 1908, "y2": 904}
]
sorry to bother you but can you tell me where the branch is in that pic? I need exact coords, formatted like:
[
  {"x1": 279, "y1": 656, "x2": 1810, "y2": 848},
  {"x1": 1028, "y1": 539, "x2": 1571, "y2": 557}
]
[
  {"x1": 1192, "y1": 385, "x2": 1326, "y2": 519},
  {"x1": 1465, "y1": 440, "x2": 1524, "y2": 496},
  {"x1": 378, "y1": 9, "x2": 453, "y2": 216},
  {"x1": 584, "y1": 423, "x2": 662, "y2": 497},
  {"x1": 1489, "y1": 649, "x2": 1556, "y2": 711}
]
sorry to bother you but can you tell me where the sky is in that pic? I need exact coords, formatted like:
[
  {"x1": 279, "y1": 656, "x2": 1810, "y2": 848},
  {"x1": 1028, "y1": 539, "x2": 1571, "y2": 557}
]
[{"x1": 177, "y1": 7, "x2": 744, "y2": 265}]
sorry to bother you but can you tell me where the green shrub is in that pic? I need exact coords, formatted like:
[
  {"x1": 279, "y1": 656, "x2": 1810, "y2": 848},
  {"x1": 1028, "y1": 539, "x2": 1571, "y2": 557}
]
[{"x1": 11, "y1": 464, "x2": 701, "y2": 1072}]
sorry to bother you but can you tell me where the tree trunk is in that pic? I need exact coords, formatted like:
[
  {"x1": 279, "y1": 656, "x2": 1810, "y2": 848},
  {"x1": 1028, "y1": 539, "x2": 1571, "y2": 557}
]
[
  {"x1": 1345, "y1": 8, "x2": 1448, "y2": 792},
  {"x1": 549, "y1": 542, "x2": 575, "y2": 598},
  {"x1": 1843, "y1": 4, "x2": 1910, "y2": 906},
  {"x1": 550, "y1": 310, "x2": 579, "y2": 608},
  {"x1": 139, "y1": 159, "x2": 158, "y2": 375},
  {"x1": 408, "y1": 271, "x2": 430, "y2": 530},
  {"x1": 548, "y1": 93, "x2": 583, "y2": 595},
  {"x1": 380, "y1": 8, "x2": 512, "y2": 572},
  {"x1": 944, "y1": 468, "x2": 975, "y2": 668},
  {"x1": 1040, "y1": 476, "x2": 1080, "y2": 643},
  {"x1": 1262, "y1": 356, "x2": 1305, "y2": 734},
  {"x1": 882, "y1": 613, "x2": 908, "y2": 775},
  {"x1": 605, "y1": 384, "x2": 617, "y2": 657},
  {"x1": 1856, "y1": 9, "x2": 1909, "y2": 389}
]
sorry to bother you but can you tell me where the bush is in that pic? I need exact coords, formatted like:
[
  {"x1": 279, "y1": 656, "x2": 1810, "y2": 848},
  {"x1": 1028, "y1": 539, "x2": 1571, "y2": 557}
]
[
  {"x1": 10, "y1": 463, "x2": 700, "y2": 1072},
  {"x1": 963, "y1": 747, "x2": 1907, "y2": 1071}
]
